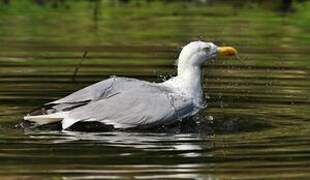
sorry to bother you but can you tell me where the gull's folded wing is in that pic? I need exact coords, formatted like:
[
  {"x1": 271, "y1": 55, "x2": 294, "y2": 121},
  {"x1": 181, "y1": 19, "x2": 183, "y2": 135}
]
[
  {"x1": 61, "y1": 84, "x2": 195, "y2": 129},
  {"x1": 29, "y1": 77, "x2": 146, "y2": 115}
]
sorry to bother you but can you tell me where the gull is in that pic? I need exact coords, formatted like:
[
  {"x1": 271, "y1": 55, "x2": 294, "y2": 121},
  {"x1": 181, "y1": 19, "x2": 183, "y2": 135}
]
[{"x1": 24, "y1": 41, "x2": 237, "y2": 130}]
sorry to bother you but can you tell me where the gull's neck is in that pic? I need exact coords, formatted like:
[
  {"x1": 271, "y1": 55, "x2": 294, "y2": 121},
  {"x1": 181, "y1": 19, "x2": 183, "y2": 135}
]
[{"x1": 162, "y1": 63, "x2": 204, "y2": 107}]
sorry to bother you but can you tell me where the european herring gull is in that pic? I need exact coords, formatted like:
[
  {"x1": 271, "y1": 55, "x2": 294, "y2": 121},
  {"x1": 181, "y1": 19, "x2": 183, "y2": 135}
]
[{"x1": 24, "y1": 41, "x2": 237, "y2": 130}]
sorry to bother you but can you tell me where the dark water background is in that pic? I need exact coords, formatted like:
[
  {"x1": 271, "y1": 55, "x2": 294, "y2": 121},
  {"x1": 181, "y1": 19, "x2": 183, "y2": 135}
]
[{"x1": 0, "y1": 0, "x2": 309, "y2": 179}]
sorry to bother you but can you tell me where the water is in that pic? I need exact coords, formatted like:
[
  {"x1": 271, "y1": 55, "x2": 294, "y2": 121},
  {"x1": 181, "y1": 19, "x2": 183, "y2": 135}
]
[{"x1": 0, "y1": 1, "x2": 310, "y2": 179}]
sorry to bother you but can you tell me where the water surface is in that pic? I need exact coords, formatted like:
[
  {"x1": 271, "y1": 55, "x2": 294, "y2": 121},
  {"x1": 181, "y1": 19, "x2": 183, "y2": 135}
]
[{"x1": 0, "y1": 1, "x2": 310, "y2": 179}]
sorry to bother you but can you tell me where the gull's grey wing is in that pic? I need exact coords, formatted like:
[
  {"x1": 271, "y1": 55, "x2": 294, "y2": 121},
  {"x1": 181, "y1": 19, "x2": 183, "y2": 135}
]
[
  {"x1": 62, "y1": 84, "x2": 195, "y2": 129},
  {"x1": 50, "y1": 77, "x2": 146, "y2": 104},
  {"x1": 29, "y1": 77, "x2": 147, "y2": 115}
]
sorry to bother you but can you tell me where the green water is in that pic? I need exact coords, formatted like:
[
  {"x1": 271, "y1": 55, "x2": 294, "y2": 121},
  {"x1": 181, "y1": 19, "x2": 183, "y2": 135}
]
[{"x1": 0, "y1": 0, "x2": 310, "y2": 179}]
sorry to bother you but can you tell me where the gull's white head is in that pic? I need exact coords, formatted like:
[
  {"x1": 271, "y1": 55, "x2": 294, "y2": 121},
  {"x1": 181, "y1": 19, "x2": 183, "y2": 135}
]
[{"x1": 177, "y1": 41, "x2": 237, "y2": 75}]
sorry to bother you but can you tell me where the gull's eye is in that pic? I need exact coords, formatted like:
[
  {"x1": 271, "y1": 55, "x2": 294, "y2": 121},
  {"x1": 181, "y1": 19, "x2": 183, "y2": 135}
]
[{"x1": 202, "y1": 46, "x2": 210, "y2": 52}]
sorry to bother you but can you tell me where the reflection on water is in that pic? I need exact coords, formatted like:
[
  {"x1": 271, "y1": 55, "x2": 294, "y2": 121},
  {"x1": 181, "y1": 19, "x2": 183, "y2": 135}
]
[{"x1": 0, "y1": 0, "x2": 310, "y2": 179}]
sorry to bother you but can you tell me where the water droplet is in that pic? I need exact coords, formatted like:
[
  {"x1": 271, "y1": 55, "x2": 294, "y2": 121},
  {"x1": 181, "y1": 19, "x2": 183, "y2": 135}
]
[
  {"x1": 220, "y1": 101, "x2": 224, "y2": 108},
  {"x1": 206, "y1": 115, "x2": 214, "y2": 121}
]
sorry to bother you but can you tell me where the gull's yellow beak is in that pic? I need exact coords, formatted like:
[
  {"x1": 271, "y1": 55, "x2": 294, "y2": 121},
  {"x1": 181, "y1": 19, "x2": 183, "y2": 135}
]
[{"x1": 217, "y1": 46, "x2": 238, "y2": 56}]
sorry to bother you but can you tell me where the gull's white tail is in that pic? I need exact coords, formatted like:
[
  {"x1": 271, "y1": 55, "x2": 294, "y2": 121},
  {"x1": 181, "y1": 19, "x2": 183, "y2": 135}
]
[{"x1": 23, "y1": 112, "x2": 68, "y2": 126}]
